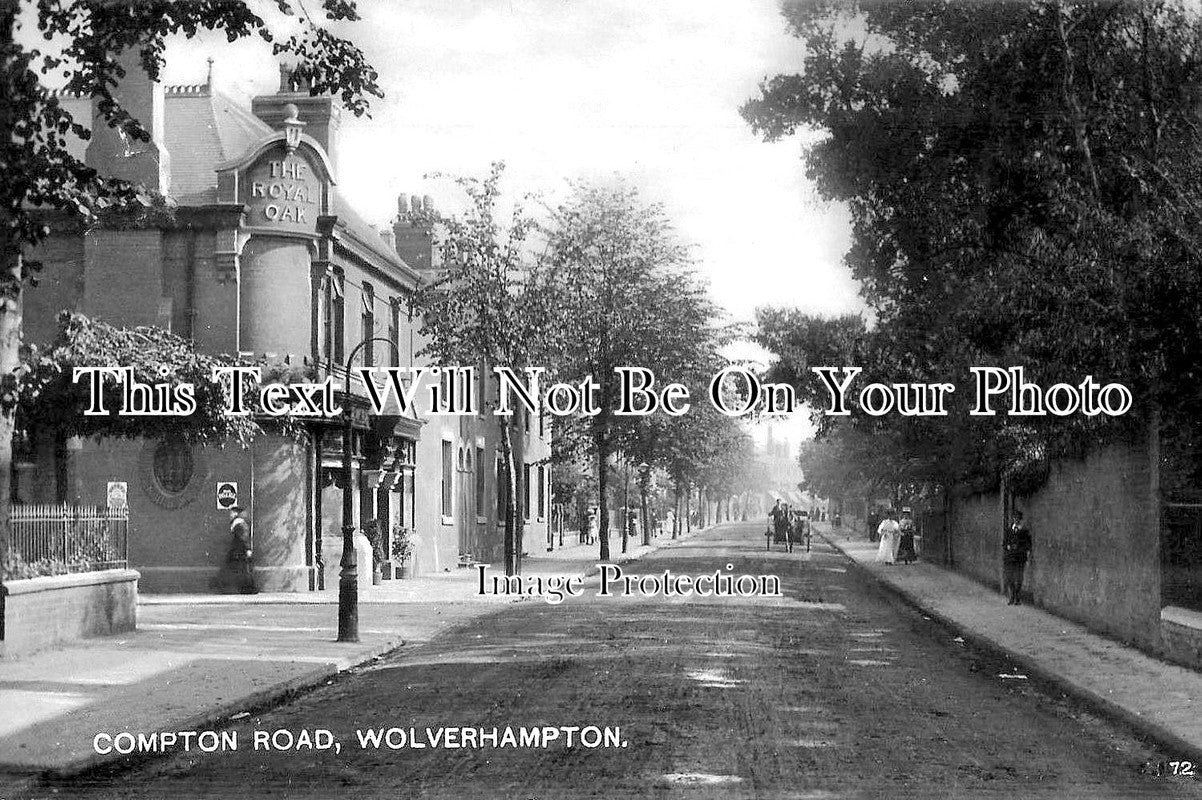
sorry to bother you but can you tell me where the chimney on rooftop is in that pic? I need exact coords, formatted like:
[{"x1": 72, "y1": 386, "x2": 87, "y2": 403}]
[
  {"x1": 392, "y1": 191, "x2": 440, "y2": 272},
  {"x1": 84, "y1": 45, "x2": 171, "y2": 194}
]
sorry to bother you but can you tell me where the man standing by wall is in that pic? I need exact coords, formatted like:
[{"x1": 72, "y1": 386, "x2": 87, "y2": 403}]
[{"x1": 1003, "y1": 510, "x2": 1033, "y2": 605}]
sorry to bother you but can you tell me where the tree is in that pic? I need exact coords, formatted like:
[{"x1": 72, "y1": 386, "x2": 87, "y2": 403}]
[
  {"x1": 414, "y1": 164, "x2": 557, "y2": 576},
  {"x1": 539, "y1": 182, "x2": 722, "y2": 560},
  {"x1": 742, "y1": 0, "x2": 1202, "y2": 494},
  {"x1": 1, "y1": 0, "x2": 380, "y2": 576}
]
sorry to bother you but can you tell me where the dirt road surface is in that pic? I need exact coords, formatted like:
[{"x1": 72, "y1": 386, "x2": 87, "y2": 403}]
[{"x1": 26, "y1": 523, "x2": 1202, "y2": 799}]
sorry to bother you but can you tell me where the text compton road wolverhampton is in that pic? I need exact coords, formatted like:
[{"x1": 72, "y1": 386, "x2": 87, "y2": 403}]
[{"x1": 92, "y1": 726, "x2": 628, "y2": 756}]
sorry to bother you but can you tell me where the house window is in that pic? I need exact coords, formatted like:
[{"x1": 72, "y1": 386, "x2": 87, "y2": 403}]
[
  {"x1": 496, "y1": 455, "x2": 506, "y2": 519},
  {"x1": 361, "y1": 282, "x2": 375, "y2": 367},
  {"x1": 333, "y1": 269, "x2": 345, "y2": 364},
  {"x1": 389, "y1": 298, "x2": 401, "y2": 368},
  {"x1": 152, "y1": 436, "x2": 194, "y2": 495},
  {"x1": 441, "y1": 438, "x2": 453, "y2": 521},
  {"x1": 475, "y1": 445, "x2": 485, "y2": 518},
  {"x1": 537, "y1": 465, "x2": 546, "y2": 520},
  {"x1": 523, "y1": 463, "x2": 532, "y2": 520}
]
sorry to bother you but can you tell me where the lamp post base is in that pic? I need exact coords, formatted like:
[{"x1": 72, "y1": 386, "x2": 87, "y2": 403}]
[{"x1": 336, "y1": 524, "x2": 359, "y2": 642}]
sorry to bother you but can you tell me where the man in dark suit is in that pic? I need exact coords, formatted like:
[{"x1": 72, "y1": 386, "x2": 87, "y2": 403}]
[{"x1": 1002, "y1": 510, "x2": 1032, "y2": 605}]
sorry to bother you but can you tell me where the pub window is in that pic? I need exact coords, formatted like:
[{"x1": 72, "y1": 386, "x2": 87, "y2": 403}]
[
  {"x1": 333, "y1": 269, "x2": 345, "y2": 364},
  {"x1": 321, "y1": 271, "x2": 333, "y2": 363},
  {"x1": 361, "y1": 282, "x2": 375, "y2": 367},
  {"x1": 441, "y1": 438, "x2": 453, "y2": 520}
]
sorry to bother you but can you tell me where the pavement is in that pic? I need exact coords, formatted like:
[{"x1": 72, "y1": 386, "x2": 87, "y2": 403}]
[
  {"x1": 816, "y1": 518, "x2": 1202, "y2": 765},
  {"x1": 0, "y1": 526, "x2": 682, "y2": 786}
]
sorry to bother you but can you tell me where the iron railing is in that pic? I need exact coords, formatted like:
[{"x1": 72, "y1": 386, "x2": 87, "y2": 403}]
[{"x1": 8, "y1": 503, "x2": 129, "y2": 575}]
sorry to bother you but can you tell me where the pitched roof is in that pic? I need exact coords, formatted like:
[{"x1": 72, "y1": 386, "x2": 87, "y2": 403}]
[{"x1": 163, "y1": 86, "x2": 274, "y2": 205}]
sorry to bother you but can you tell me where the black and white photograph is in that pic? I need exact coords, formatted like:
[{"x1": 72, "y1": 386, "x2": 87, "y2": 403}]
[{"x1": 3, "y1": 0, "x2": 1202, "y2": 797}]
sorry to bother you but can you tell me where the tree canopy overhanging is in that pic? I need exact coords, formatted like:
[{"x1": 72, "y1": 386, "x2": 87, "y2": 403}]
[{"x1": 744, "y1": 0, "x2": 1202, "y2": 496}]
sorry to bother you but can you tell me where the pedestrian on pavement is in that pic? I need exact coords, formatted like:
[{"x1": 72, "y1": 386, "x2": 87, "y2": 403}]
[
  {"x1": 867, "y1": 507, "x2": 881, "y2": 543},
  {"x1": 220, "y1": 505, "x2": 257, "y2": 594},
  {"x1": 796, "y1": 510, "x2": 811, "y2": 552},
  {"x1": 876, "y1": 509, "x2": 900, "y2": 565},
  {"x1": 587, "y1": 508, "x2": 600, "y2": 545},
  {"x1": 1003, "y1": 510, "x2": 1033, "y2": 605},
  {"x1": 897, "y1": 507, "x2": 917, "y2": 564}
]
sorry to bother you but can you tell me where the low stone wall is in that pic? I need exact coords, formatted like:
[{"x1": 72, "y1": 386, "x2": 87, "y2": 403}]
[
  {"x1": 1161, "y1": 606, "x2": 1202, "y2": 669},
  {"x1": 1, "y1": 569, "x2": 139, "y2": 658}
]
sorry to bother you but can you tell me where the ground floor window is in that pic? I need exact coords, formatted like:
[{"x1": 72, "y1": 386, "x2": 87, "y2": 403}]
[
  {"x1": 537, "y1": 465, "x2": 546, "y2": 520},
  {"x1": 441, "y1": 438, "x2": 453, "y2": 521},
  {"x1": 523, "y1": 463, "x2": 531, "y2": 521}
]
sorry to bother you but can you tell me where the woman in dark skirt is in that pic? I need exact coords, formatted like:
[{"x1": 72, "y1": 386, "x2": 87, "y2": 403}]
[
  {"x1": 220, "y1": 506, "x2": 258, "y2": 594},
  {"x1": 896, "y1": 507, "x2": 918, "y2": 564}
]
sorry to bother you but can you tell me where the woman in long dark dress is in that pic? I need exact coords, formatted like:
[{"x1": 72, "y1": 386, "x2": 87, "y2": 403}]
[
  {"x1": 221, "y1": 506, "x2": 258, "y2": 594},
  {"x1": 897, "y1": 508, "x2": 918, "y2": 564}
]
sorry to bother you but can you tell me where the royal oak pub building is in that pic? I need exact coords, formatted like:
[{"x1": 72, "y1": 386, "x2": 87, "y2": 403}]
[{"x1": 21, "y1": 60, "x2": 551, "y2": 592}]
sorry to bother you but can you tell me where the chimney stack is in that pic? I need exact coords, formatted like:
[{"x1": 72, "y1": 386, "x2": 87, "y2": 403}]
[
  {"x1": 392, "y1": 191, "x2": 438, "y2": 271},
  {"x1": 84, "y1": 45, "x2": 171, "y2": 194},
  {"x1": 251, "y1": 64, "x2": 342, "y2": 173}
]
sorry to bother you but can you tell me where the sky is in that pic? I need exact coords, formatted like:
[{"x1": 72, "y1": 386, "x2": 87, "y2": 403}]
[{"x1": 153, "y1": 0, "x2": 862, "y2": 335}]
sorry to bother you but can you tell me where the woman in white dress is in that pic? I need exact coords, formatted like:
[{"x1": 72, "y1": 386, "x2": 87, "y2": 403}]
[{"x1": 876, "y1": 510, "x2": 900, "y2": 564}]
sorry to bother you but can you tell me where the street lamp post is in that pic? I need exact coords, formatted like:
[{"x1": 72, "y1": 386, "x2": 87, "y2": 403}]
[{"x1": 337, "y1": 336, "x2": 398, "y2": 644}]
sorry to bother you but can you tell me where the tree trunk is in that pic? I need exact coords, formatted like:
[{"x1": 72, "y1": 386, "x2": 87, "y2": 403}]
[
  {"x1": 620, "y1": 459, "x2": 629, "y2": 554},
  {"x1": 672, "y1": 483, "x2": 681, "y2": 538},
  {"x1": 595, "y1": 436, "x2": 610, "y2": 561},
  {"x1": 685, "y1": 490, "x2": 691, "y2": 534},
  {"x1": 498, "y1": 417, "x2": 520, "y2": 576},
  {"x1": 639, "y1": 478, "x2": 650, "y2": 547},
  {"x1": 0, "y1": 245, "x2": 22, "y2": 583},
  {"x1": 0, "y1": 7, "x2": 19, "y2": 584}
]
